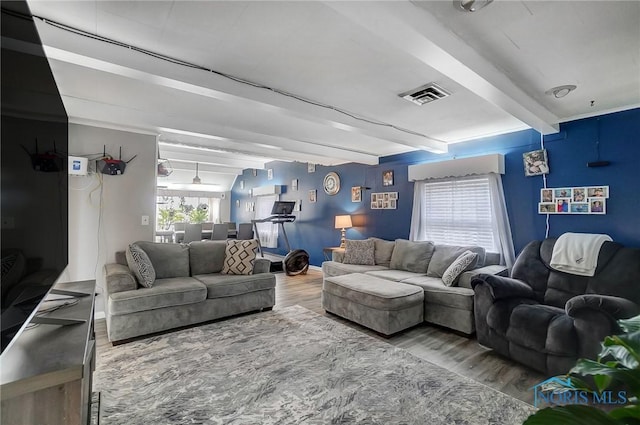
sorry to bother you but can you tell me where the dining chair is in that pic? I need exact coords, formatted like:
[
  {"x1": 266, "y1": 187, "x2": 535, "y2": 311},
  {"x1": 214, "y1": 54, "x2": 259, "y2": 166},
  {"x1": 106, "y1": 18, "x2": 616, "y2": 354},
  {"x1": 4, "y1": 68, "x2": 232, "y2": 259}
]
[
  {"x1": 236, "y1": 223, "x2": 254, "y2": 240},
  {"x1": 211, "y1": 223, "x2": 228, "y2": 240},
  {"x1": 173, "y1": 222, "x2": 187, "y2": 243},
  {"x1": 183, "y1": 223, "x2": 203, "y2": 243},
  {"x1": 225, "y1": 222, "x2": 238, "y2": 238}
]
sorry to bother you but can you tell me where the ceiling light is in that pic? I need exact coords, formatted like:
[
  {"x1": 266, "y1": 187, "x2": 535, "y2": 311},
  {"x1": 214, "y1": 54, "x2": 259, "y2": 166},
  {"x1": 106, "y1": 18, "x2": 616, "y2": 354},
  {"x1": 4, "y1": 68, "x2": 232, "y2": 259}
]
[
  {"x1": 454, "y1": 0, "x2": 493, "y2": 12},
  {"x1": 192, "y1": 163, "x2": 201, "y2": 184},
  {"x1": 545, "y1": 85, "x2": 577, "y2": 99}
]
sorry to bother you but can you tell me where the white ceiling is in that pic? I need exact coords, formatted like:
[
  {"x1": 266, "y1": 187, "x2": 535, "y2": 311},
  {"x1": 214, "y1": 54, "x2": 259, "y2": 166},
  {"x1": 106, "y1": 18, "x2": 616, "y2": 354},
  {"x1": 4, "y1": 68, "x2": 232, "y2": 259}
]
[{"x1": 25, "y1": 0, "x2": 640, "y2": 190}]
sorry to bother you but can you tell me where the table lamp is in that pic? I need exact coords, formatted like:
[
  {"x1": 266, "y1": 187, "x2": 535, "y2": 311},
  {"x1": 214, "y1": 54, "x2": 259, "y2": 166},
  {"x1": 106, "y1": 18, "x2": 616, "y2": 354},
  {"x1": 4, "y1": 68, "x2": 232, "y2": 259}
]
[{"x1": 334, "y1": 215, "x2": 352, "y2": 248}]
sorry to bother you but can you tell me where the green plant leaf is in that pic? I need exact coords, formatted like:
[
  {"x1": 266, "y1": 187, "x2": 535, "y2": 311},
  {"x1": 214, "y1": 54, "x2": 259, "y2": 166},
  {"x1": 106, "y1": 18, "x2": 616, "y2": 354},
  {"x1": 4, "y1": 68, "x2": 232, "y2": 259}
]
[
  {"x1": 619, "y1": 316, "x2": 640, "y2": 333},
  {"x1": 571, "y1": 361, "x2": 640, "y2": 398},
  {"x1": 524, "y1": 405, "x2": 622, "y2": 425},
  {"x1": 594, "y1": 374, "x2": 614, "y2": 393},
  {"x1": 609, "y1": 405, "x2": 640, "y2": 420},
  {"x1": 601, "y1": 333, "x2": 640, "y2": 369}
]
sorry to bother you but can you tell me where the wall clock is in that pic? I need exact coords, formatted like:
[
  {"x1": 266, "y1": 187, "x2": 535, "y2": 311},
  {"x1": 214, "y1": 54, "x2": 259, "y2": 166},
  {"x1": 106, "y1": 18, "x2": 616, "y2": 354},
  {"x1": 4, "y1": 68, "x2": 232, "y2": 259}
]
[{"x1": 323, "y1": 172, "x2": 341, "y2": 195}]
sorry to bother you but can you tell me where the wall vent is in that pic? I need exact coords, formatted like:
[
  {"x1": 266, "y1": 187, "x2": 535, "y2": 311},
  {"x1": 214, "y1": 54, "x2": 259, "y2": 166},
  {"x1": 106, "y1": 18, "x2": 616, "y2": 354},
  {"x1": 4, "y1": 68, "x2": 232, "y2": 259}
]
[{"x1": 399, "y1": 83, "x2": 450, "y2": 106}]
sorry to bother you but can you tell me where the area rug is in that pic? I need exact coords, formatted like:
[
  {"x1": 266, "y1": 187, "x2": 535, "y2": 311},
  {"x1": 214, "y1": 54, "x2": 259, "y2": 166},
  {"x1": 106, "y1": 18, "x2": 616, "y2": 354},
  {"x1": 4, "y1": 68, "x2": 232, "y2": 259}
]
[{"x1": 94, "y1": 305, "x2": 535, "y2": 424}]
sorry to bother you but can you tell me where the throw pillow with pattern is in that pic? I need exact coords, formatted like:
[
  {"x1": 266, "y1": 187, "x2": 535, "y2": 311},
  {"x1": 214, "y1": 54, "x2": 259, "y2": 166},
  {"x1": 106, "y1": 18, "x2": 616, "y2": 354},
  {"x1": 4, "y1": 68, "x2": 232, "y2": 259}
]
[
  {"x1": 343, "y1": 239, "x2": 375, "y2": 265},
  {"x1": 126, "y1": 243, "x2": 156, "y2": 288},
  {"x1": 222, "y1": 239, "x2": 259, "y2": 275},
  {"x1": 442, "y1": 250, "x2": 478, "y2": 287}
]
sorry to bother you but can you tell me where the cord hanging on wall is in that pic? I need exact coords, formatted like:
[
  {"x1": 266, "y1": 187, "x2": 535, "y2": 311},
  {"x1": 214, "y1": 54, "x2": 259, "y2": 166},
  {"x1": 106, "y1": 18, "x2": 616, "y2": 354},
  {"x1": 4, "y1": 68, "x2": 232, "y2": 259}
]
[
  {"x1": 97, "y1": 146, "x2": 137, "y2": 175},
  {"x1": 587, "y1": 118, "x2": 611, "y2": 168}
]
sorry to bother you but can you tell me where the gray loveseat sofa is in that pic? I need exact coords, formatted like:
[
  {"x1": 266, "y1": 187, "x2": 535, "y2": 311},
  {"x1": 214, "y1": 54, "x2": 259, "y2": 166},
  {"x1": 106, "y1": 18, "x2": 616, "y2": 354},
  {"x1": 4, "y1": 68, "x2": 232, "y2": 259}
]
[
  {"x1": 103, "y1": 240, "x2": 275, "y2": 343},
  {"x1": 322, "y1": 238, "x2": 508, "y2": 335}
]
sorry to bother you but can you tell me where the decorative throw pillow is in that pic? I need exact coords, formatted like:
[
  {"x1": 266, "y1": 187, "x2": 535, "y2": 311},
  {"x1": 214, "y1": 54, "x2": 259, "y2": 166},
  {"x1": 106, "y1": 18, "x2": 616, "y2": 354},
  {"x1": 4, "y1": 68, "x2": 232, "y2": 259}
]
[
  {"x1": 126, "y1": 243, "x2": 156, "y2": 288},
  {"x1": 343, "y1": 239, "x2": 375, "y2": 265},
  {"x1": 222, "y1": 239, "x2": 259, "y2": 275},
  {"x1": 442, "y1": 250, "x2": 478, "y2": 287}
]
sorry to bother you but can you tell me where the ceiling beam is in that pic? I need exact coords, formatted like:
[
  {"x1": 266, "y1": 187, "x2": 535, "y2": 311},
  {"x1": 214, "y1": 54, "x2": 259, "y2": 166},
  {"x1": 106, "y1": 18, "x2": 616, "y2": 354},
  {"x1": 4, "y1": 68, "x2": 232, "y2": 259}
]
[
  {"x1": 326, "y1": 1, "x2": 560, "y2": 135},
  {"x1": 34, "y1": 19, "x2": 447, "y2": 154}
]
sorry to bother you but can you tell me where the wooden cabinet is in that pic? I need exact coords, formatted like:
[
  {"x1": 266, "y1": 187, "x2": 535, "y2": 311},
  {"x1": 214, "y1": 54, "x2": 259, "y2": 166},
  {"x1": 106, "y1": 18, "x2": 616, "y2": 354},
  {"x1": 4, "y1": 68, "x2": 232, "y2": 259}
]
[{"x1": 1, "y1": 280, "x2": 96, "y2": 425}]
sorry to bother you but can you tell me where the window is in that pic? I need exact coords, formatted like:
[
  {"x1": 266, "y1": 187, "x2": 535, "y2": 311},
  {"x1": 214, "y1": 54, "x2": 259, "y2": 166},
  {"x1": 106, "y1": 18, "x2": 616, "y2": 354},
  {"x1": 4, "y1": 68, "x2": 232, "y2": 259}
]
[{"x1": 410, "y1": 173, "x2": 515, "y2": 266}]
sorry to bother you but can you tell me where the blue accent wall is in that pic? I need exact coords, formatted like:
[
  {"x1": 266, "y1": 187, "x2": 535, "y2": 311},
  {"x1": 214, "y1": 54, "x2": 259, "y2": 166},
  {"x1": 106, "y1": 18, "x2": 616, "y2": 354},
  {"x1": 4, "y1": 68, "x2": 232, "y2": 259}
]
[{"x1": 231, "y1": 108, "x2": 640, "y2": 266}]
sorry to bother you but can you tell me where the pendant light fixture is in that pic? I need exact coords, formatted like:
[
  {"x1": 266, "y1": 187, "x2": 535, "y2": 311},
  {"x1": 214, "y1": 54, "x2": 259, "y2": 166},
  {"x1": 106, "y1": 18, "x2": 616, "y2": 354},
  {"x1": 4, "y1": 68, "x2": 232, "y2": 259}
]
[{"x1": 192, "y1": 163, "x2": 201, "y2": 184}]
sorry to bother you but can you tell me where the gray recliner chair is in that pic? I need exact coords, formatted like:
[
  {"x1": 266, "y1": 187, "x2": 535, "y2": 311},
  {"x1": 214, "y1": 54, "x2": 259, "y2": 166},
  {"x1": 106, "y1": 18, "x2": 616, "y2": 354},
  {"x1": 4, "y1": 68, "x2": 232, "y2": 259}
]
[{"x1": 472, "y1": 238, "x2": 640, "y2": 376}]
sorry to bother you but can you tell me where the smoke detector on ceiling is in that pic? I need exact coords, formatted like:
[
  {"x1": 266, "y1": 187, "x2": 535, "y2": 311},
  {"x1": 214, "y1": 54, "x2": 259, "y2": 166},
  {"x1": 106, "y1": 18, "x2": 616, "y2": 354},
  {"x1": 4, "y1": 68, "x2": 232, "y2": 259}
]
[
  {"x1": 453, "y1": 0, "x2": 494, "y2": 12},
  {"x1": 399, "y1": 83, "x2": 450, "y2": 106}
]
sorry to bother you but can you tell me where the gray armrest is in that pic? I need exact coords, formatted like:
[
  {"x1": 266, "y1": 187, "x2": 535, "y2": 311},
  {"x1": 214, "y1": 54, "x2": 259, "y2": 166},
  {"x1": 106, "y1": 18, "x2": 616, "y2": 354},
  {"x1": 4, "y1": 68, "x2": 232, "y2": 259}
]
[
  {"x1": 566, "y1": 295, "x2": 640, "y2": 320},
  {"x1": 254, "y1": 258, "x2": 271, "y2": 274},
  {"x1": 332, "y1": 249, "x2": 345, "y2": 263},
  {"x1": 104, "y1": 263, "x2": 137, "y2": 294},
  {"x1": 471, "y1": 274, "x2": 535, "y2": 300},
  {"x1": 458, "y1": 265, "x2": 509, "y2": 289}
]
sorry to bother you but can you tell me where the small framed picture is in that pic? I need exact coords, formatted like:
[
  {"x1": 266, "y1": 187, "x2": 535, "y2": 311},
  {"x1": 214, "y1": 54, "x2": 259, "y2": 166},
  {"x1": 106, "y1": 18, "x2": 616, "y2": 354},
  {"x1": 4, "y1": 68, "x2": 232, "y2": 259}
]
[
  {"x1": 523, "y1": 149, "x2": 549, "y2": 176},
  {"x1": 377, "y1": 200, "x2": 383, "y2": 208},
  {"x1": 541, "y1": 188, "x2": 553, "y2": 203},
  {"x1": 539, "y1": 203, "x2": 556, "y2": 214},
  {"x1": 587, "y1": 186, "x2": 609, "y2": 198},
  {"x1": 351, "y1": 186, "x2": 362, "y2": 202},
  {"x1": 309, "y1": 190, "x2": 317, "y2": 203},
  {"x1": 371, "y1": 201, "x2": 377, "y2": 209},
  {"x1": 240, "y1": 180, "x2": 245, "y2": 190},
  {"x1": 382, "y1": 170, "x2": 394, "y2": 186},
  {"x1": 267, "y1": 169, "x2": 273, "y2": 180},
  {"x1": 554, "y1": 188, "x2": 572, "y2": 199},
  {"x1": 389, "y1": 192, "x2": 398, "y2": 200},
  {"x1": 383, "y1": 193, "x2": 389, "y2": 201},
  {"x1": 372, "y1": 193, "x2": 377, "y2": 202},
  {"x1": 291, "y1": 179, "x2": 298, "y2": 191},
  {"x1": 589, "y1": 198, "x2": 606, "y2": 214},
  {"x1": 572, "y1": 187, "x2": 586, "y2": 202},
  {"x1": 308, "y1": 163, "x2": 316, "y2": 173},
  {"x1": 556, "y1": 198, "x2": 571, "y2": 213},
  {"x1": 390, "y1": 199, "x2": 397, "y2": 209},
  {"x1": 570, "y1": 203, "x2": 590, "y2": 214}
]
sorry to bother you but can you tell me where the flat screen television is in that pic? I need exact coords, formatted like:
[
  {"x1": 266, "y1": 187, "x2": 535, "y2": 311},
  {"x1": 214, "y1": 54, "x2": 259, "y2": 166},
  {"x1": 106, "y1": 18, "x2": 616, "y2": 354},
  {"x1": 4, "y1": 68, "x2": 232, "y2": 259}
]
[{"x1": 1, "y1": 1, "x2": 69, "y2": 353}]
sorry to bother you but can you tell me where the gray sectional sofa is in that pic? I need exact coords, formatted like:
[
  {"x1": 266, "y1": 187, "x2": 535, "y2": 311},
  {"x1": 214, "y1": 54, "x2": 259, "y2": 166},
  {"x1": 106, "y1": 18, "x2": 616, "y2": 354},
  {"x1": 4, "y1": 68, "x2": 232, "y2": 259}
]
[
  {"x1": 322, "y1": 238, "x2": 507, "y2": 335},
  {"x1": 103, "y1": 240, "x2": 275, "y2": 343}
]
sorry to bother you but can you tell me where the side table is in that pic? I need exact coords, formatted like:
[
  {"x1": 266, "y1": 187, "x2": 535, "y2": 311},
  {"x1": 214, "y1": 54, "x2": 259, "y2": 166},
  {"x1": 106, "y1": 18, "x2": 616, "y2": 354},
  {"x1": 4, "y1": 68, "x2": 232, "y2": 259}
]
[{"x1": 323, "y1": 247, "x2": 344, "y2": 261}]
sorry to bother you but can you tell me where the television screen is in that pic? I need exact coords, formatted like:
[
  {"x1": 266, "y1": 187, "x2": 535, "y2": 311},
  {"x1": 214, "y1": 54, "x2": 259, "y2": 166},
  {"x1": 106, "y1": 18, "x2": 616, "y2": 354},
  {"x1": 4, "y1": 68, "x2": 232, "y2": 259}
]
[{"x1": 1, "y1": 2, "x2": 69, "y2": 353}]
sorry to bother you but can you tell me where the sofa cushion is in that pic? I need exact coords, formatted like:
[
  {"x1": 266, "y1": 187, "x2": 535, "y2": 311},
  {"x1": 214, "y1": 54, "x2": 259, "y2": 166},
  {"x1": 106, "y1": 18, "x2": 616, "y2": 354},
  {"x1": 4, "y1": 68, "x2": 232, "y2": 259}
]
[
  {"x1": 133, "y1": 241, "x2": 190, "y2": 279},
  {"x1": 442, "y1": 251, "x2": 478, "y2": 287},
  {"x1": 389, "y1": 240, "x2": 435, "y2": 273},
  {"x1": 194, "y1": 273, "x2": 275, "y2": 298},
  {"x1": 222, "y1": 239, "x2": 259, "y2": 275},
  {"x1": 401, "y1": 275, "x2": 475, "y2": 310},
  {"x1": 322, "y1": 261, "x2": 387, "y2": 278},
  {"x1": 426, "y1": 245, "x2": 485, "y2": 278},
  {"x1": 365, "y1": 269, "x2": 426, "y2": 282},
  {"x1": 370, "y1": 238, "x2": 395, "y2": 267},
  {"x1": 343, "y1": 239, "x2": 375, "y2": 265},
  {"x1": 189, "y1": 240, "x2": 227, "y2": 275},
  {"x1": 126, "y1": 243, "x2": 156, "y2": 288},
  {"x1": 506, "y1": 304, "x2": 578, "y2": 356},
  {"x1": 108, "y1": 277, "x2": 206, "y2": 316},
  {"x1": 323, "y1": 273, "x2": 423, "y2": 311}
]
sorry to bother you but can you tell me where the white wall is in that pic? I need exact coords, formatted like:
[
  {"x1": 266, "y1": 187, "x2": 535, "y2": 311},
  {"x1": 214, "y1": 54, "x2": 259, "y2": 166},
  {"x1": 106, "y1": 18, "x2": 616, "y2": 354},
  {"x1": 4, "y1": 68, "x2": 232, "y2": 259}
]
[{"x1": 61, "y1": 124, "x2": 156, "y2": 315}]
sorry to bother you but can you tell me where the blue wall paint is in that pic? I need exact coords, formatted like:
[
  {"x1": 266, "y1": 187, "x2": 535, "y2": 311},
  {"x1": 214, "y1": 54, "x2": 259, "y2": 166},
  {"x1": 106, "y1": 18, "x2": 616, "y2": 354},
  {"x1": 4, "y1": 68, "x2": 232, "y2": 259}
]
[{"x1": 231, "y1": 108, "x2": 640, "y2": 266}]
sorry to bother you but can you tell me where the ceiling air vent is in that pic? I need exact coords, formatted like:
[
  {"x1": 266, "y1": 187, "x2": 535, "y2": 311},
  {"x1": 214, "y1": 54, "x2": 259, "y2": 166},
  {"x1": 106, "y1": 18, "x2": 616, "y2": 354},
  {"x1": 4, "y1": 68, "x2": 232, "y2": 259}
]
[{"x1": 399, "y1": 83, "x2": 450, "y2": 106}]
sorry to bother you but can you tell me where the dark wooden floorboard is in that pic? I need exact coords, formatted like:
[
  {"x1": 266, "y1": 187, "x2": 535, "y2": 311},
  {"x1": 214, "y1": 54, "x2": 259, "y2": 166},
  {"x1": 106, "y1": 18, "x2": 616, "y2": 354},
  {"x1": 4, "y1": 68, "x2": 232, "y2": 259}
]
[{"x1": 94, "y1": 269, "x2": 544, "y2": 405}]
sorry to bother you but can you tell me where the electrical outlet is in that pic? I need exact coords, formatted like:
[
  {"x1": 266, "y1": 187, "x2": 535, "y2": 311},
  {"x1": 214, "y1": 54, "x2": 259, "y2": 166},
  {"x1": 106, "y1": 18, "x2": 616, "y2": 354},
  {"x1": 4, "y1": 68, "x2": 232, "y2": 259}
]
[{"x1": 141, "y1": 215, "x2": 149, "y2": 226}]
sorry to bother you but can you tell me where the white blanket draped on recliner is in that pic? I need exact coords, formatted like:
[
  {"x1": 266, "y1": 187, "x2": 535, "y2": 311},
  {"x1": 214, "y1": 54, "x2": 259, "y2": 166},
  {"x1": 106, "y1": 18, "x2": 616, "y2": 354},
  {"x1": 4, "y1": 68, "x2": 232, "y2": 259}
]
[{"x1": 550, "y1": 232, "x2": 612, "y2": 276}]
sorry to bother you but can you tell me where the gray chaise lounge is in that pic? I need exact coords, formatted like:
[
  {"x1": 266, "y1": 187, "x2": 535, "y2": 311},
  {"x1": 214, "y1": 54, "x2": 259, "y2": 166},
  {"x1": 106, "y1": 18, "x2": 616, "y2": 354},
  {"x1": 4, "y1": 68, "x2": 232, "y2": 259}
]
[{"x1": 103, "y1": 240, "x2": 275, "y2": 343}]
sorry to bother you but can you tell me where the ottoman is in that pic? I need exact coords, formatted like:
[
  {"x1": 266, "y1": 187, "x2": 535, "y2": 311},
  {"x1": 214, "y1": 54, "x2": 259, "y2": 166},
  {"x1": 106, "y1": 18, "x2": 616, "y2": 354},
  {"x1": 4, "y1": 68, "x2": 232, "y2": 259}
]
[{"x1": 322, "y1": 273, "x2": 424, "y2": 335}]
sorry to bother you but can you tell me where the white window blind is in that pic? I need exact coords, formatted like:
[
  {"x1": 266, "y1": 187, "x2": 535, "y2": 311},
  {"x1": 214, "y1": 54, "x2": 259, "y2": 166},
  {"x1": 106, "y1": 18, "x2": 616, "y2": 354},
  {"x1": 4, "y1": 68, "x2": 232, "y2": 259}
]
[{"x1": 420, "y1": 176, "x2": 497, "y2": 252}]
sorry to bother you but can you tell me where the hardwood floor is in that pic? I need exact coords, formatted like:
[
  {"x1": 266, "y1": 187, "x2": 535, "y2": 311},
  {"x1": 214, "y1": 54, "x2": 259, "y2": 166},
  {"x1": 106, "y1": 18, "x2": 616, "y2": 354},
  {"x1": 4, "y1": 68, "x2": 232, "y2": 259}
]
[{"x1": 94, "y1": 269, "x2": 544, "y2": 405}]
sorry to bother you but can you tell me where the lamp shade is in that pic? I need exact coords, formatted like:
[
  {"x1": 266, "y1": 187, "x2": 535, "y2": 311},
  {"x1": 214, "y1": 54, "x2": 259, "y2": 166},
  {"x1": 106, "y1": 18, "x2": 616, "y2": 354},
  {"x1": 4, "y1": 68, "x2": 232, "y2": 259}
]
[{"x1": 334, "y1": 215, "x2": 352, "y2": 229}]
